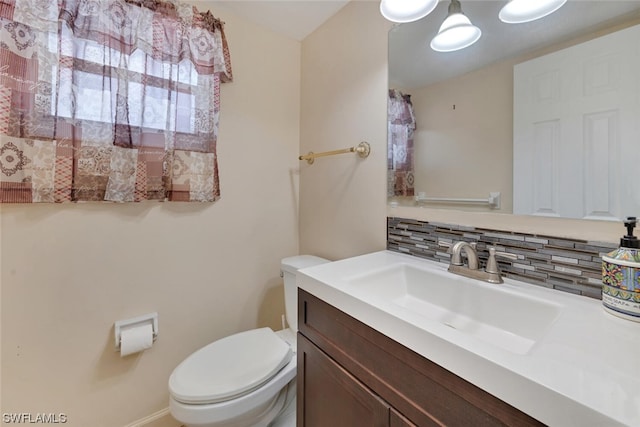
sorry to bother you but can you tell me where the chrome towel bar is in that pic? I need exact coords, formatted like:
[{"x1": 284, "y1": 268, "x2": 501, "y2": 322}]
[{"x1": 414, "y1": 192, "x2": 501, "y2": 209}]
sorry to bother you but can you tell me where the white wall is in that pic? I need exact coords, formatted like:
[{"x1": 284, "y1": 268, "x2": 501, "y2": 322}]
[{"x1": 0, "y1": 4, "x2": 301, "y2": 426}]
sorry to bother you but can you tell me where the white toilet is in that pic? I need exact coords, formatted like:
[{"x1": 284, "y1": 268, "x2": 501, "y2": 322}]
[{"x1": 169, "y1": 255, "x2": 329, "y2": 427}]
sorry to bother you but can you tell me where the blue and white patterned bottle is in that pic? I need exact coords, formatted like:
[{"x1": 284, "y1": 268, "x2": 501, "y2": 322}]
[{"x1": 602, "y1": 217, "x2": 640, "y2": 322}]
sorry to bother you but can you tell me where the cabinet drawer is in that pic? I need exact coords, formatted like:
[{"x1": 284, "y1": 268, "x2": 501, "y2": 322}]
[{"x1": 298, "y1": 289, "x2": 544, "y2": 427}]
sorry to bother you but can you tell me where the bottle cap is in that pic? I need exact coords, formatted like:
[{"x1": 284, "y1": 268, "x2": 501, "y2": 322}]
[{"x1": 621, "y1": 216, "x2": 639, "y2": 249}]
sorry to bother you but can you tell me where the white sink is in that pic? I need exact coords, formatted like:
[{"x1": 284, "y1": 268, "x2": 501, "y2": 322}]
[{"x1": 344, "y1": 262, "x2": 561, "y2": 355}]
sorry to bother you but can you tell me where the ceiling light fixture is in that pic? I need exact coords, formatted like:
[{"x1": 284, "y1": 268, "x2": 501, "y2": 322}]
[
  {"x1": 499, "y1": 0, "x2": 567, "y2": 24},
  {"x1": 430, "y1": 0, "x2": 481, "y2": 53},
  {"x1": 380, "y1": 0, "x2": 439, "y2": 23}
]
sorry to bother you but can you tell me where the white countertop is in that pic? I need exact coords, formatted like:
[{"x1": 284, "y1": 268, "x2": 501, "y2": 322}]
[{"x1": 297, "y1": 250, "x2": 640, "y2": 427}]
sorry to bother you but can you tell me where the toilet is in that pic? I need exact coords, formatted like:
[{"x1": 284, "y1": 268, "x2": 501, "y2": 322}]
[{"x1": 169, "y1": 255, "x2": 330, "y2": 427}]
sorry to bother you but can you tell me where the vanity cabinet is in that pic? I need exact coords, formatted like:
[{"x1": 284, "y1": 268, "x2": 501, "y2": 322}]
[
  {"x1": 297, "y1": 334, "x2": 392, "y2": 427},
  {"x1": 296, "y1": 289, "x2": 543, "y2": 427}
]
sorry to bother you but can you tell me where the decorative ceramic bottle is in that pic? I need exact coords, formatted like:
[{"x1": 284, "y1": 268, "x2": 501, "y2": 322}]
[{"x1": 602, "y1": 217, "x2": 640, "y2": 322}]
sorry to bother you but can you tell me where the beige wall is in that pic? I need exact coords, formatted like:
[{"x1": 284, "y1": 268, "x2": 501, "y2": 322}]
[
  {"x1": 0, "y1": 4, "x2": 301, "y2": 427},
  {"x1": 299, "y1": 1, "x2": 391, "y2": 259},
  {"x1": 301, "y1": 0, "x2": 622, "y2": 256},
  {"x1": 411, "y1": 60, "x2": 515, "y2": 213}
]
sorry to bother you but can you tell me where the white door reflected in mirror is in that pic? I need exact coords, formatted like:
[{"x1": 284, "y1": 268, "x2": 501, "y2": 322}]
[{"x1": 513, "y1": 24, "x2": 640, "y2": 221}]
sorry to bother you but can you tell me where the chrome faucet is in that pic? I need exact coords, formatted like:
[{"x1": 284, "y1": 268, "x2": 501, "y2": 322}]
[
  {"x1": 449, "y1": 241, "x2": 479, "y2": 270},
  {"x1": 445, "y1": 241, "x2": 517, "y2": 284}
]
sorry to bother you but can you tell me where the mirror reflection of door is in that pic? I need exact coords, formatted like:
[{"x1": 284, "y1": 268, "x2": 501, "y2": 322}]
[{"x1": 514, "y1": 24, "x2": 640, "y2": 221}]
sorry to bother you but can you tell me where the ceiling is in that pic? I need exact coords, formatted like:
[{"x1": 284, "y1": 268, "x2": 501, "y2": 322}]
[
  {"x1": 390, "y1": 1, "x2": 640, "y2": 89},
  {"x1": 209, "y1": 0, "x2": 352, "y2": 41},
  {"x1": 198, "y1": 1, "x2": 640, "y2": 87}
]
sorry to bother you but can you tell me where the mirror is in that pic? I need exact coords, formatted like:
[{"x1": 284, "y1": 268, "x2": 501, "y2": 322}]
[{"x1": 388, "y1": 1, "x2": 640, "y2": 220}]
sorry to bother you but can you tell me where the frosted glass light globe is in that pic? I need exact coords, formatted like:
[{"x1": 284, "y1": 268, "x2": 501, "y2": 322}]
[
  {"x1": 380, "y1": 0, "x2": 439, "y2": 23},
  {"x1": 431, "y1": 13, "x2": 482, "y2": 52},
  {"x1": 499, "y1": 0, "x2": 567, "y2": 24}
]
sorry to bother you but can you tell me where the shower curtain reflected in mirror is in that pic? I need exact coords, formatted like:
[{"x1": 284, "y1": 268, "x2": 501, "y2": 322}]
[{"x1": 387, "y1": 89, "x2": 416, "y2": 197}]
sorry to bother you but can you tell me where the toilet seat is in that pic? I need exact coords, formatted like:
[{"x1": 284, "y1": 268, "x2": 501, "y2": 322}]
[{"x1": 169, "y1": 327, "x2": 292, "y2": 405}]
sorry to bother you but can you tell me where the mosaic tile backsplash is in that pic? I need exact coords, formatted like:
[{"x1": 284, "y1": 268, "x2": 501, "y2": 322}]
[{"x1": 388, "y1": 217, "x2": 618, "y2": 299}]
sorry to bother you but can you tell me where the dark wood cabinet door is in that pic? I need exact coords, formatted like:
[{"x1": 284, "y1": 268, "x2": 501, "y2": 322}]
[
  {"x1": 298, "y1": 289, "x2": 544, "y2": 427},
  {"x1": 297, "y1": 333, "x2": 390, "y2": 427},
  {"x1": 391, "y1": 409, "x2": 418, "y2": 427}
]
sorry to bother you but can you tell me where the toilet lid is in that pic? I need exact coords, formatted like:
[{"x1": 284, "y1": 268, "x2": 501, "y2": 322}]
[{"x1": 169, "y1": 327, "x2": 293, "y2": 405}]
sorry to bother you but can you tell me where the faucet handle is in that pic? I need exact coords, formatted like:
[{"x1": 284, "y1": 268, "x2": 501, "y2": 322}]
[
  {"x1": 495, "y1": 249, "x2": 518, "y2": 261},
  {"x1": 485, "y1": 247, "x2": 517, "y2": 274}
]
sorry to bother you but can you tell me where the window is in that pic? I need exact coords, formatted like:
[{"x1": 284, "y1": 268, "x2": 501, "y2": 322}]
[{"x1": 0, "y1": 0, "x2": 232, "y2": 203}]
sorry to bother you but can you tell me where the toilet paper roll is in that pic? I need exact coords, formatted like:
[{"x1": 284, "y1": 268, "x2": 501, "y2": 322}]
[{"x1": 120, "y1": 323, "x2": 153, "y2": 357}]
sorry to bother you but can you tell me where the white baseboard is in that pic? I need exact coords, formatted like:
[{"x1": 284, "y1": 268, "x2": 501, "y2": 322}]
[{"x1": 123, "y1": 408, "x2": 180, "y2": 427}]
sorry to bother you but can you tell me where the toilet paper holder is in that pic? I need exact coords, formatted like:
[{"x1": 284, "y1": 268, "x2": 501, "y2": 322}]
[{"x1": 114, "y1": 312, "x2": 158, "y2": 351}]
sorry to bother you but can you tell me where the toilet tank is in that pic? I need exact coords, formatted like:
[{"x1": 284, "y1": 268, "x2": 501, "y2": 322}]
[{"x1": 281, "y1": 255, "x2": 329, "y2": 332}]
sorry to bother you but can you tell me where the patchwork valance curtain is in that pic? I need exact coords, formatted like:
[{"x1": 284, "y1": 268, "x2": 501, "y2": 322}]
[
  {"x1": 387, "y1": 89, "x2": 415, "y2": 197},
  {"x1": 0, "y1": 0, "x2": 232, "y2": 203}
]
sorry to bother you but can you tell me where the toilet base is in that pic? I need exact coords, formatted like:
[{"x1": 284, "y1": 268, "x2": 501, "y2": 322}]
[
  {"x1": 171, "y1": 384, "x2": 286, "y2": 427},
  {"x1": 268, "y1": 378, "x2": 296, "y2": 427},
  {"x1": 170, "y1": 377, "x2": 297, "y2": 427}
]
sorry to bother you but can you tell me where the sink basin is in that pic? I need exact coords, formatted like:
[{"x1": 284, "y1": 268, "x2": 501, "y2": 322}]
[{"x1": 345, "y1": 263, "x2": 562, "y2": 355}]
